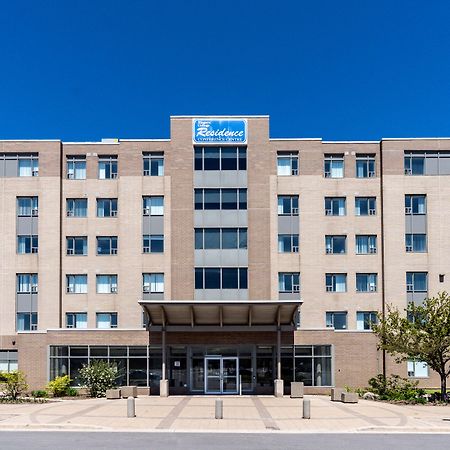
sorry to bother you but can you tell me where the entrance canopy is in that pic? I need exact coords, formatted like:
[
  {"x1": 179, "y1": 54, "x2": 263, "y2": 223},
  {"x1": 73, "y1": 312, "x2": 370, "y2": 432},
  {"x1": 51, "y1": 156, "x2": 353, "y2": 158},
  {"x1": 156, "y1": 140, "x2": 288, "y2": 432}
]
[{"x1": 139, "y1": 300, "x2": 301, "y2": 331}]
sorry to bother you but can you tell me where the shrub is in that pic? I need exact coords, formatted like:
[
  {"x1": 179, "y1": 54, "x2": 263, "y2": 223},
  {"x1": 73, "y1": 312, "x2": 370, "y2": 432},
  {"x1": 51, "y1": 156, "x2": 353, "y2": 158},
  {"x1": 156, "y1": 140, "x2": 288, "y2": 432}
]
[
  {"x1": 368, "y1": 374, "x2": 426, "y2": 403},
  {"x1": 31, "y1": 390, "x2": 48, "y2": 398},
  {"x1": 0, "y1": 371, "x2": 28, "y2": 400},
  {"x1": 78, "y1": 360, "x2": 119, "y2": 398},
  {"x1": 47, "y1": 375, "x2": 71, "y2": 397},
  {"x1": 65, "y1": 387, "x2": 78, "y2": 397}
]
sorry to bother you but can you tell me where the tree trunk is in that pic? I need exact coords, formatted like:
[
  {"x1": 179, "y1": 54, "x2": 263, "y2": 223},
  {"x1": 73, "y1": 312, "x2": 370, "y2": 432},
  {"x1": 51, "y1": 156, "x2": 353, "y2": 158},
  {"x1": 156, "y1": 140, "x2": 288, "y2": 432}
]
[{"x1": 440, "y1": 374, "x2": 447, "y2": 402}]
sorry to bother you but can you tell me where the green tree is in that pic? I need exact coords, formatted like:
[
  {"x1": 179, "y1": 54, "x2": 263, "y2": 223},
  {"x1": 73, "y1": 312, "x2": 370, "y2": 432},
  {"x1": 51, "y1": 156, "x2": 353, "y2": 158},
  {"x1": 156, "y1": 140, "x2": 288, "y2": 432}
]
[
  {"x1": 0, "y1": 371, "x2": 29, "y2": 400},
  {"x1": 373, "y1": 292, "x2": 450, "y2": 401},
  {"x1": 78, "y1": 360, "x2": 118, "y2": 398}
]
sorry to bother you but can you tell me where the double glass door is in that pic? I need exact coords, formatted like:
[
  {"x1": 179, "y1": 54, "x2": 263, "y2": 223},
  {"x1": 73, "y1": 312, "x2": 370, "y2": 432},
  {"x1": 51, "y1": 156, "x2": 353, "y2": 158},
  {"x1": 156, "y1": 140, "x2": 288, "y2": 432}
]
[{"x1": 204, "y1": 356, "x2": 239, "y2": 394}]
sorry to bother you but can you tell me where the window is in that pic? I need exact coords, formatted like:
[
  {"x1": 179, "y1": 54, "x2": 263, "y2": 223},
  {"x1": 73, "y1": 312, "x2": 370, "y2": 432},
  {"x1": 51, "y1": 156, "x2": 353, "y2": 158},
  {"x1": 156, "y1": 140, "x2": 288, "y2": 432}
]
[
  {"x1": 17, "y1": 274, "x2": 38, "y2": 293},
  {"x1": 357, "y1": 312, "x2": 378, "y2": 330},
  {"x1": 0, "y1": 351, "x2": 18, "y2": 372},
  {"x1": 195, "y1": 228, "x2": 247, "y2": 249},
  {"x1": 97, "y1": 236, "x2": 118, "y2": 255},
  {"x1": 96, "y1": 313, "x2": 118, "y2": 329},
  {"x1": 326, "y1": 312, "x2": 347, "y2": 330},
  {"x1": 324, "y1": 197, "x2": 346, "y2": 216},
  {"x1": 66, "y1": 313, "x2": 88, "y2": 329},
  {"x1": 404, "y1": 151, "x2": 450, "y2": 176},
  {"x1": 17, "y1": 312, "x2": 38, "y2": 331},
  {"x1": 66, "y1": 199, "x2": 87, "y2": 217},
  {"x1": 195, "y1": 188, "x2": 247, "y2": 210},
  {"x1": 143, "y1": 235, "x2": 164, "y2": 253},
  {"x1": 66, "y1": 237, "x2": 87, "y2": 255},
  {"x1": 325, "y1": 235, "x2": 346, "y2": 254},
  {"x1": 325, "y1": 273, "x2": 347, "y2": 292},
  {"x1": 407, "y1": 360, "x2": 428, "y2": 378},
  {"x1": 66, "y1": 156, "x2": 86, "y2": 179},
  {"x1": 96, "y1": 275, "x2": 118, "y2": 294},
  {"x1": 405, "y1": 234, "x2": 427, "y2": 252},
  {"x1": 18, "y1": 154, "x2": 39, "y2": 177},
  {"x1": 194, "y1": 146, "x2": 246, "y2": 171},
  {"x1": 356, "y1": 273, "x2": 377, "y2": 292},
  {"x1": 406, "y1": 272, "x2": 428, "y2": 293},
  {"x1": 405, "y1": 195, "x2": 426, "y2": 215},
  {"x1": 324, "y1": 154, "x2": 344, "y2": 178},
  {"x1": 17, "y1": 235, "x2": 38, "y2": 254},
  {"x1": 277, "y1": 195, "x2": 299, "y2": 215},
  {"x1": 277, "y1": 151, "x2": 299, "y2": 176},
  {"x1": 355, "y1": 197, "x2": 376, "y2": 216},
  {"x1": 278, "y1": 273, "x2": 300, "y2": 293},
  {"x1": 195, "y1": 268, "x2": 248, "y2": 289},
  {"x1": 404, "y1": 152, "x2": 425, "y2": 175},
  {"x1": 278, "y1": 234, "x2": 299, "y2": 253},
  {"x1": 294, "y1": 345, "x2": 332, "y2": 387},
  {"x1": 17, "y1": 197, "x2": 38, "y2": 217},
  {"x1": 356, "y1": 154, "x2": 376, "y2": 178},
  {"x1": 97, "y1": 198, "x2": 118, "y2": 217},
  {"x1": 143, "y1": 273, "x2": 164, "y2": 293},
  {"x1": 98, "y1": 156, "x2": 118, "y2": 179},
  {"x1": 143, "y1": 196, "x2": 164, "y2": 216},
  {"x1": 66, "y1": 275, "x2": 88, "y2": 294},
  {"x1": 355, "y1": 235, "x2": 377, "y2": 254},
  {"x1": 143, "y1": 152, "x2": 164, "y2": 176}
]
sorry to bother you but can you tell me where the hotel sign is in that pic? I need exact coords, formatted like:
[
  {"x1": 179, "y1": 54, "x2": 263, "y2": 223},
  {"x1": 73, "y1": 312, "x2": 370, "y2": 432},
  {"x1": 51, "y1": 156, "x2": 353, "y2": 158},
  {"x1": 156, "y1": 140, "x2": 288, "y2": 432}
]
[{"x1": 193, "y1": 119, "x2": 247, "y2": 144}]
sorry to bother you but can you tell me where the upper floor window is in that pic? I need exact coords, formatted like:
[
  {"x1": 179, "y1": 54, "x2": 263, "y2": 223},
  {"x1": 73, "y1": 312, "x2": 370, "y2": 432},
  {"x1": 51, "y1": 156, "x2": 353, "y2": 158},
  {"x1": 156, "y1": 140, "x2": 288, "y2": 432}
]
[
  {"x1": 326, "y1": 273, "x2": 346, "y2": 292},
  {"x1": 143, "y1": 234, "x2": 164, "y2": 253},
  {"x1": 67, "y1": 156, "x2": 86, "y2": 180},
  {"x1": 17, "y1": 197, "x2": 38, "y2": 217},
  {"x1": 0, "y1": 153, "x2": 38, "y2": 177},
  {"x1": 324, "y1": 154, "x2": 344, "y2": 178},
  {"x1": 66, "y1": 274, "x2": 88, "y2": 294},
  {"x1": 326, "y1": 311, "x2": 347, "y2": 330},
  {"x1": 17, "y1": 312, "x2": 37, "y2": 331},
  {"x1": 195, "y1": 267, "x2": 248, "y2": 290},
  {"x1": 277, "y1": 151, "x2": 298, "y2": 176},
  {"x1": 407, "y1": 360, "x2": 429, "y2": 378},
  {"x1": 17, "y1": 235, "x2": 38, "y2": 254},
  {"x1": 18, "y1": 154, "x2": 39, "y2": 177},
  {"x1": 405, "y1": 195, "x2": 426, "y2": 215},
  {"x1": 405, "y1": 234, "x2": 427, "y2": 253},
  {"x1": 17, "y1": 274, "x2": 38, "y2": 293},
  {"x1": 66, "y1": 236, "x2": 87, "y2": 255},
  {"x1": 324, "y1": 197, "x2": 346, "y2": 216},
  {"x1": 96, "y1": 312, "x2": 118, "y2": 329},
  {"x1": 404, "y1": 151, "x2": 450, "y2": 176},
  {"x1": 195, "y1": 228, "x2": 247, "y2": 250},
  {"x1": 143, "y1": 196, "x2": 164, "y2": 216},
  {"x1": 325, "y1": 235, "x2": 346, "y2": 254},
  {"x1": 404, "y1": 152, "x2": 425, "y2": 175},
  {"x1": 356, "y1": 154, "x2": 376, "y2": 178},
  {"x1": 96, "y1": 274, "x2": 118, "y2": 294},
  {"x1": 97, "y1": 198, "x2": 118, "y2": 217},
  {"x1": 356, "y1": 273, "x2": 377, "y2": 292},
  {"x1": 143, "y1": 273, "x2": 164, "y2": 293},
  {"x1": 98, "y1": 155, "x2": 118, "y2": 179},
  {"x1": 278, "y1": 234, "x2": 299, "y2": 253},
  {"x1": 355, "y1": 235, "x2": 377, "y2": 254},
  {"x1": 278, "y1": 272, "x2": 300, "y2": 293},
  {"x1": 66, "y1": 199, "x2": 87, "y2": 217},
  {"x1": 406, "y1": 272, "x2": 427, "y2": 293},
  {"x1": 143, "y1": 152, "x2": 164, "y2": 176},
  {"x1": 356, "y1": 311, "x2": 378, "y2": 330},
  {"x1": 355, "y1": 197, "x2": 376, "y2": 216},
  {"x1": 195, "y1": 188, "x2": 247, "y2": 210},
  {"x1": 278, "y1": 195, "x2": 299, "y2": 216},
  {"x1": 97, "y1": 236, "x2": 118, "y2": 255},
  {"x1": 194, "y1": 146, "x2": 246, "y2": 171},
  {"x1": 66, "y1": 313, "x2": 87, "y2": 329}
]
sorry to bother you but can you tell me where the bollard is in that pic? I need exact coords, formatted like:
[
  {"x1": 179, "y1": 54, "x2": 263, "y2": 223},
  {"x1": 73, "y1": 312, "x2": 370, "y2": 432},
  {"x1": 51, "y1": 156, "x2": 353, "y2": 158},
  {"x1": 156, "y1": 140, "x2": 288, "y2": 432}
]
[
  {"x1": 303, "y1": 398, "x2": 311, "y2": 419},
  {"x1": 127, "y1": 396, "x2": 136, "y2": 418},
  {"x1": 215, "y1": 398, "x2": 223, "y2": 419}
]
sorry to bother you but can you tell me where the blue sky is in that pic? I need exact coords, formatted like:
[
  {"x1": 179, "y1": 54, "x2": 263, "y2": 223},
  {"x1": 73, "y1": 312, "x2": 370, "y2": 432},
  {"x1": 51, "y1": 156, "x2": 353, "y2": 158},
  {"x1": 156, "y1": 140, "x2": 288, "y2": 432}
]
[{"x1": 0, "y1": 0, "x2": 450, "y2": 141}]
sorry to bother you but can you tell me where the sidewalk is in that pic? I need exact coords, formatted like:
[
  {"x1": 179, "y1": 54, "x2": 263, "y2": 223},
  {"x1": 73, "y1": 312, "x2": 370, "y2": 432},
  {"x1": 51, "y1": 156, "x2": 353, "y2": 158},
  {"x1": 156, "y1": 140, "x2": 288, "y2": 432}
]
[{"x1": 0, "y1": 395, "x2": 449, "y2": 433}]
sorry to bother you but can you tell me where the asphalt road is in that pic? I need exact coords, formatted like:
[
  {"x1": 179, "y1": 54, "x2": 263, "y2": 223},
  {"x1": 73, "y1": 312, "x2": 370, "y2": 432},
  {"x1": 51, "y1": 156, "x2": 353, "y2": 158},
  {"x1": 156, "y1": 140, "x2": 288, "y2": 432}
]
[{"x1": 0, "y1": 432, "x2": 449, "y2": 450}]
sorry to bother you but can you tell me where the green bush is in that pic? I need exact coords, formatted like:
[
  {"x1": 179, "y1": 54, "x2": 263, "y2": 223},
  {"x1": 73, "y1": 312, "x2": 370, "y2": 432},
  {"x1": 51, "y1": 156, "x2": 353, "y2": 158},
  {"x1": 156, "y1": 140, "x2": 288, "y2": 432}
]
[
  {"x1": 65, "y1": 387, "x2": 78, "y2": 397},
  {"x1": 31, "y1": 390, "x2": 48, "y2": 398},
  {"x1": 47, "y1": 375, "x2": 71, "y2": 397},
  {"x1": 78, "y1": 360, "x2": 119, "y2": 398},
  {"x1": 0, "y1": 371, "x2": 28, "y2": 400},
  {"x1": 368, "y1": 374, "x2": 426, "y2": 403}
]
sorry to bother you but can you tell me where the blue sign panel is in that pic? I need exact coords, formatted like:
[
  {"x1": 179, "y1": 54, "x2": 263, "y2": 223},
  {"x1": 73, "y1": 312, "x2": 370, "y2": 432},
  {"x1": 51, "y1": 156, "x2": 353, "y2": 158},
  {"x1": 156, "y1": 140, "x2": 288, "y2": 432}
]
[{"x1": 193, "y1": 119, "x2": 247, "y2": 144}]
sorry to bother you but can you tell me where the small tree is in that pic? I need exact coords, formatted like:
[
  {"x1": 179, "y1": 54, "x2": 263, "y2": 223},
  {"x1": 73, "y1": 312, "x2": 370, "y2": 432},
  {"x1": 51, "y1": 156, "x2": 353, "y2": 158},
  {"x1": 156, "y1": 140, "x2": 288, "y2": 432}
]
[
  {"x1": 47, "y1": 375, "x2": 71, "y2": 397},
  {"x1": 373, "y1": 292, "x2": 450, "y2": 402},
  {"x1": 78, "y1": 360, "x2": 118, "y2": 398},
  {"x1": 0, "y1": 371, "x2": 28, "y2": 400}
]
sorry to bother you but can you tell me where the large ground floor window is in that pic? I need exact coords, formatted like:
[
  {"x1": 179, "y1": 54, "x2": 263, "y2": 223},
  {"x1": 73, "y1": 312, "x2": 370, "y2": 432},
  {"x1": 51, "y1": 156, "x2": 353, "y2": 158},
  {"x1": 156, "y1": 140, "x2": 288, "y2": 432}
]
[{"x1": 0, "y1": 350, "x2": 18, "y2": 372}]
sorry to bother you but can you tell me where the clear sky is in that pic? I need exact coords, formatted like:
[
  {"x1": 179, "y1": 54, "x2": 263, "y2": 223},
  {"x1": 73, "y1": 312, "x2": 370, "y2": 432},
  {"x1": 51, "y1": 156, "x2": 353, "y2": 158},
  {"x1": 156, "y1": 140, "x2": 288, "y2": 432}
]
[{"x1": 0, "y1": 0, "x2": 450, "y2": 141}]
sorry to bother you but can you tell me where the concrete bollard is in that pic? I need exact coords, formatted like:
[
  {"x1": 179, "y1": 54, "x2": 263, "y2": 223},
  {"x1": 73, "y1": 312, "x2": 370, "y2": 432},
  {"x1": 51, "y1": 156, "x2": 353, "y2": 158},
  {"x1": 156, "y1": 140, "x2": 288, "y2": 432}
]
[
  {"x1": 215, "y1": 398, "x2": 223, "y2": 419},
  {"x1": 127, "y1": 396, "x2": 136, "y2": 418},
  {"x1": 303, "y1": 398, "x2": 311, "y2": 419}
]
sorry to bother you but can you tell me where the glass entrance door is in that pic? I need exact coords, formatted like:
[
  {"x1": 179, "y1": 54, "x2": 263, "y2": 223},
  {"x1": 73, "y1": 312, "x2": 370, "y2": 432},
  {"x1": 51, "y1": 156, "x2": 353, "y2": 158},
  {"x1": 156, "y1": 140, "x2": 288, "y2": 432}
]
[{"x1": 204, "y1": 356, "x2": 239, "y2": 394}]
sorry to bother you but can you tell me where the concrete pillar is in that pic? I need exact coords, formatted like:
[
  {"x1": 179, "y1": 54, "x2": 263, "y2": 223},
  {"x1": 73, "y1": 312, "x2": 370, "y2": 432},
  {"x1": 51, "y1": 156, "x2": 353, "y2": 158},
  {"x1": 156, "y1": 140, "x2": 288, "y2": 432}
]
[
  {"x1": 160, "y1": 327, "x2": 169, "y2": 397},
  {"x1": 274, "y1": 326, "x2": 284, "y2": 397},
  {"x1": 274, "y1": 379, "x2": 284, "y2": 397},
  {"x1": 160, "y1": 379, "x2": 169, "y2": 397}
]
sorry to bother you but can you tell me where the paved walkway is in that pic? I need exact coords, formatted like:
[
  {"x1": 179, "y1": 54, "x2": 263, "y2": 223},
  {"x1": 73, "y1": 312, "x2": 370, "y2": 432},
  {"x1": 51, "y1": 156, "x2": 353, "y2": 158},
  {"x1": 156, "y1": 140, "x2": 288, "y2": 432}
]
[{"x1": 0, "y1": 395, "x2": 449, "y2": 433}]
